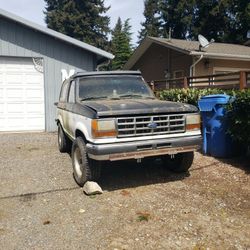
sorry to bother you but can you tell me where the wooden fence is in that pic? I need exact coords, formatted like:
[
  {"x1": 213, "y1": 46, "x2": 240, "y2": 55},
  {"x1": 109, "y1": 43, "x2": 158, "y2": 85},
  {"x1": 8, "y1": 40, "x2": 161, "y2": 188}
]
[{"x1": 150, "y1": 71, "x2": 250, "y2": 91}]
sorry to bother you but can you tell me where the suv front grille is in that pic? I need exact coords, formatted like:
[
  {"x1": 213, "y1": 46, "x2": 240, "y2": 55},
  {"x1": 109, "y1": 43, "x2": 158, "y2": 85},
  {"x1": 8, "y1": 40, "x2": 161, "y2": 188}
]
[{"x1": 117, "y1": 114, "x2": 186, "y2": 138}]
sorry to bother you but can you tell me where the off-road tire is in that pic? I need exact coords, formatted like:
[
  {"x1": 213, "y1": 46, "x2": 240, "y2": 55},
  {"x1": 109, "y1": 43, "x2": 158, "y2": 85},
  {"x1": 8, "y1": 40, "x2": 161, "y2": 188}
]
[
  {"x1": 162, "y1": 152, "x2": 194, "y2": 173},
  {"x1": 58, "y1": 124, "x2": 71, "y2": 153},
  {"x1": 72, "y1": 137, "x2": 101, "y2": 187}
]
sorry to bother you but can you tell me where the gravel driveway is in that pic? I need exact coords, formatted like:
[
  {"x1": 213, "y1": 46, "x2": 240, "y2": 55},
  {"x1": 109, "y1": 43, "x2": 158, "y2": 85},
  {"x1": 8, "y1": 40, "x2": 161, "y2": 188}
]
[{"x1": 0, "y1": 133, "x2": 249, "y2": 250}]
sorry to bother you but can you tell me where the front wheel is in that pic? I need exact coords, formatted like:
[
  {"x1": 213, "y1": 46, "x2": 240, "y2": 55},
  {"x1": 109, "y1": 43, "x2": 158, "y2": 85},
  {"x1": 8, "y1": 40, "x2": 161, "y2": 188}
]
[
  {"x1": 58, "y1": 124, "x2": 71, "y2": 153},
  {"x1": 72, "y1": 137, "x2": 101, "y2": 187},
  {"x1": 161, "y1": 152, "x2": 194, "y2": 173}
]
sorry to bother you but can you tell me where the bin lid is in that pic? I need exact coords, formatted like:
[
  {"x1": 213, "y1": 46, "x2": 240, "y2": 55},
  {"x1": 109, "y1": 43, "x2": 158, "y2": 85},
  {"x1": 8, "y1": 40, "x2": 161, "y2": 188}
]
[{"x1": 198, "y1": 94, "x2": 231, "y2": 111}]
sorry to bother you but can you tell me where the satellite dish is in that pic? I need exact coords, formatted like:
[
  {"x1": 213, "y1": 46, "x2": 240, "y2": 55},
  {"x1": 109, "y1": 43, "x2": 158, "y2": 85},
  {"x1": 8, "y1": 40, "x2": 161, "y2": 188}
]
[{"x1": 198, "y1": 34, "x2": 210, "y2": 48}]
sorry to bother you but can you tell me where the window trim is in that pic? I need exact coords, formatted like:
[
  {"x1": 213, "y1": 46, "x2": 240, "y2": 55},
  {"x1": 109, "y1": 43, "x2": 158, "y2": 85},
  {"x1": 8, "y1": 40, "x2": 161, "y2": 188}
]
[
  {"x1": 173, "y1": 70, "x2": 184, "y2": 78},
  {"x1": 59, "y1": 80, "x2": 70, "y2": 103},
  {"x1": 76, "y1": 75, "x2": 154, "y2": 102},
  {"x1": 68, "y1": 80, "x2": 76, "y2": 103},
  {"x1": 213, "y1": 67, "x2": 250, "y2": 74}
]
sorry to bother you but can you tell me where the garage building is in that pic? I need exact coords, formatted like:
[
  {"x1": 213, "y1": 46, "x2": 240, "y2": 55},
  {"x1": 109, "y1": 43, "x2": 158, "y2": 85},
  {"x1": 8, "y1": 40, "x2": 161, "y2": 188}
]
[{"x1": 0, "y1": 8, "x2": 113, "y2": 132}]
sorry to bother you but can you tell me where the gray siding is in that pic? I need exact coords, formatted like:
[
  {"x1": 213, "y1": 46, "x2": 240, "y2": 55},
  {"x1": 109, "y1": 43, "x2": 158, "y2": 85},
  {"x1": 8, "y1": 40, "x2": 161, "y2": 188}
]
[{"x1": 0, "y1": 17, "x2": 97, "y2": 131}]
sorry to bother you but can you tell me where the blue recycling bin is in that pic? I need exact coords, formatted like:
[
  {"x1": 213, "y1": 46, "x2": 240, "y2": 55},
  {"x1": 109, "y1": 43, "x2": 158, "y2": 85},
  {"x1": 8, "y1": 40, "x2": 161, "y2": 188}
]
[{"x1": 198, "y1": 94, "x2": 235, "y2": 158}]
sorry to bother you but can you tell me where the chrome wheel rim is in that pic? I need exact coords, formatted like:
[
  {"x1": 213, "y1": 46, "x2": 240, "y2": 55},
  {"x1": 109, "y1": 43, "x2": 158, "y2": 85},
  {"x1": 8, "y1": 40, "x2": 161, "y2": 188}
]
[{"x1": 74, "y1": 147, "x2": 82, "y2": 177}]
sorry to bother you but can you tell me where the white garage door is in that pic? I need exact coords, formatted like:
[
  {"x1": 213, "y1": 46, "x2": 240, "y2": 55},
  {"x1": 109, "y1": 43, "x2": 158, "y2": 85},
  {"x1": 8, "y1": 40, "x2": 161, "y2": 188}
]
[{"x1": 0, "y1": 57, "x2": 45, "y2": 132}]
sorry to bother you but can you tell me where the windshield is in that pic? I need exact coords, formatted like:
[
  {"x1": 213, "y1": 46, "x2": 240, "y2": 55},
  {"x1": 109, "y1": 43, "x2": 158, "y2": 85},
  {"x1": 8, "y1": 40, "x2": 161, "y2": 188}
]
[{"x1": 77, "y1": 75, "x2": 155, "y2": 101}]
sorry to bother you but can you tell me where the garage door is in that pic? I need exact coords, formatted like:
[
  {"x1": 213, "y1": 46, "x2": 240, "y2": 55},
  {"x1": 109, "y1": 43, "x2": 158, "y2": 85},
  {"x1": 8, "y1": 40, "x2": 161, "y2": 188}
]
[{"x1": 0, "y1": 57, "x2": 45, "y2": 132}]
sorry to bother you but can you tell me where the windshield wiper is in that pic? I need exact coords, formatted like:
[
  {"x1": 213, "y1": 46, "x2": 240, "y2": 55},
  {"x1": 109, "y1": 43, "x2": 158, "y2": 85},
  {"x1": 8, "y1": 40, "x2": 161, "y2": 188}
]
[
  {"x1": 80, "y1": 96, "x2": 107, "y2": 101},
  {"x1": 118, "y1": 94, "x2": 154, "y2": 99},
  {"x1": 81, "y1": 94, "x2": 155, "y2": 101}
]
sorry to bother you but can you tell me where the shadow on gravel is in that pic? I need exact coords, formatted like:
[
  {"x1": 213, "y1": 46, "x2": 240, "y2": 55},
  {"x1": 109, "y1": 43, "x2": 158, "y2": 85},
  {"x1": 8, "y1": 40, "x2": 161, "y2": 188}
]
[
  {"x1": 189, "y1": 161, "x2": 221, "y2": 172},
  {"x1": 218, "y1": 156, "x2": 250, "y2": 174},
  {"x1": 0, "y1": 187, "x2": 79, "y2": 201},
  {"x1": 196, "y1": 144, "x2": 249, "y2": 174},
  {"x1": 99, "y1": 159, "x2": 190, "y2": 192}
]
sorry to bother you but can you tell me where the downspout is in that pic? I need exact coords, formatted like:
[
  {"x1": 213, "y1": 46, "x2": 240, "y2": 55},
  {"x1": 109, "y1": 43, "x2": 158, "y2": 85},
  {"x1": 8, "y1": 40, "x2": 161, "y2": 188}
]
[
  {"x1": 96, "y1": 60, "x2": 111, "y2": 71},
  {"x1": 189, "y1": 54, "x2": 203, "y2": 77}
]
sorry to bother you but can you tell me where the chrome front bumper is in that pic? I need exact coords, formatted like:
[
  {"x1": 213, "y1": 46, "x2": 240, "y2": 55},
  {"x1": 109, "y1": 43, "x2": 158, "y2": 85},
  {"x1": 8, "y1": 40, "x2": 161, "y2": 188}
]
[{"x1": 86, "y1": 135, "x2": 202, "y2": 161}]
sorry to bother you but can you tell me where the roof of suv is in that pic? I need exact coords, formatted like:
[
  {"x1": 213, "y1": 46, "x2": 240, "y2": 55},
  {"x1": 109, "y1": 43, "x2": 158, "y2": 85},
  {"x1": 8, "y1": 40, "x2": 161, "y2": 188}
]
[{"x1": 72, "y1": 71, "x2": 141, "y2": 79}]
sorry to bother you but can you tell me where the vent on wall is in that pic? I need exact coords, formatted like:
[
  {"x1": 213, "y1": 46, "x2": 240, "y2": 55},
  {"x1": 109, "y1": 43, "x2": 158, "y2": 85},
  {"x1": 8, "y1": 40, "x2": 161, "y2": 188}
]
[{"x1": 32, "y1": 58, "x2": 44, "y2": 73}]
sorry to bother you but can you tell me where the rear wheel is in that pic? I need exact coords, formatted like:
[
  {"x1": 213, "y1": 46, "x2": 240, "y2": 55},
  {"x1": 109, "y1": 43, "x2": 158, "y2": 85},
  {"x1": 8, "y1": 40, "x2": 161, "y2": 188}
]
[
  {"x1": 161, "y1": 152, "x2": 194, "y2": 172},
  {"x1": 72, "y1": 137, "x2": 101, "y2": 187},
  {"x1": 58, "y1": 124, "x2": 71, "y2": 153}
]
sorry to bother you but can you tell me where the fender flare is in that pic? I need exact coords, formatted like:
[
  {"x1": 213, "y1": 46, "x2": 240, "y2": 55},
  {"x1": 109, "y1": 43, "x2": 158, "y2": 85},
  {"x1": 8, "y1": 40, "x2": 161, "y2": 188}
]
[{"x1": 75, "y1": 121, "x2": 91, "y2": 142}]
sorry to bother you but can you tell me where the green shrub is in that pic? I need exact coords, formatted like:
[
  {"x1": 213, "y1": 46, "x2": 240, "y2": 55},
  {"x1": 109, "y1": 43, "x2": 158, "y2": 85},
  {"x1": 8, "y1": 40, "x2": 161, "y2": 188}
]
[
  {"x1": 158, "y1": 88, "x2": 236, "y2": 106},
  {"x1": 227, "y1": 89, "x2": 250, "y2": 147},
  {"x1": 159, "y1": 88, "x2": 250, "y2": 148}
]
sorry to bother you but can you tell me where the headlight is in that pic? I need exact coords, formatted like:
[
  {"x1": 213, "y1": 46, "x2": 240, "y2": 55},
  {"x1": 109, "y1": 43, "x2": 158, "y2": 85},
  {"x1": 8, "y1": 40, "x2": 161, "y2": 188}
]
[
  {"x1": 92, "y1": 119, "x2": 117, "y2": 138},
  {"x1": 186, "y1": 114, "x2": 201, "y2": 131}
]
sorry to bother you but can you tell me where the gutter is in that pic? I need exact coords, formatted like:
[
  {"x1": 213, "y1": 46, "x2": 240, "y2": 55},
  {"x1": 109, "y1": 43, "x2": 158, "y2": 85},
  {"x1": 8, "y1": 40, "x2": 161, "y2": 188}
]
[
  {"x1": 190, "y1": 54, "x2": 203, "y2": 77},
  {"x1": 190, "y1": 51, "x2": 250, "y2": 61}
]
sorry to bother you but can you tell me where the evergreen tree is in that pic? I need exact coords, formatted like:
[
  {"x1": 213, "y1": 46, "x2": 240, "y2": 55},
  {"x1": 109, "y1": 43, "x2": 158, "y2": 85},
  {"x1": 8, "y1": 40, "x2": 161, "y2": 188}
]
[
  {"x1": 192, "y1": 0, "x2": 250, "y2": 43},
  {"x1": 138, "y1": 0, "x2": 162, "y2": 42},
  {"x1": 123, "y1": 19, "x2": 133, "y2": 46},
  {"x1": 110, "y1": 18, "x2": 133, "y2": 70},
  {"x1": 44, "y1": 0, "x2": 110, "y2": 50},
  {"x1": 140, "y1": 0, "x2": 249, "y2": 44},
  {"x1": 191, "y1": 0, "x2": 232, "y2": 42},
  {"x1": 160, "y1": 0, "x2": 195, "y2": 39},
  {"x1": 226, "y1": 0, "x2": 250, "y2": 44}
]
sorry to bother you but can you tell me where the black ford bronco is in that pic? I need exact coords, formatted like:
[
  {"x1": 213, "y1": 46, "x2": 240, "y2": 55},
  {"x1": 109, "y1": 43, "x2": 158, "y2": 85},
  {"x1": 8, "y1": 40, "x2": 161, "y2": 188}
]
[{"x1": 56, "y1": 71, "x2": 202, "y2": 186}]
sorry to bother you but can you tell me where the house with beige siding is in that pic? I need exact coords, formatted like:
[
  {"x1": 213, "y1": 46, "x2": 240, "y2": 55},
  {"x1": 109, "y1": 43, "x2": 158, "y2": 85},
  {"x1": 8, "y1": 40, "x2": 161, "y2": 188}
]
[{"x1": 124, "y1": 37, "x2": 250, "y2": 83}]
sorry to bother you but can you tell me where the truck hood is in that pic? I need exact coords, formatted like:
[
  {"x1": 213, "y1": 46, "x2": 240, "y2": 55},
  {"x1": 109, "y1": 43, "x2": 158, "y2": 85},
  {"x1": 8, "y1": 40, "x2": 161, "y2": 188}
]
[{"x1": 82, "y1": 99, "x2": 198, "y2": 117}]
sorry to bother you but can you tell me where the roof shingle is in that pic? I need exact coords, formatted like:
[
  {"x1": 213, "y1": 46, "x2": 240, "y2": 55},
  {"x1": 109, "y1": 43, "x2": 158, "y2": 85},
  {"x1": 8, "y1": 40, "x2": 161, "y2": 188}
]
[
  {"x1": 0, "y1": 8, "x2": 114, "y2": 61},
  {"x1": 150, "y1": 37, "x2": 250, "y2": 57},
  {"x1": 124, "y1": 36, "x2": 250, "y2": 69}
]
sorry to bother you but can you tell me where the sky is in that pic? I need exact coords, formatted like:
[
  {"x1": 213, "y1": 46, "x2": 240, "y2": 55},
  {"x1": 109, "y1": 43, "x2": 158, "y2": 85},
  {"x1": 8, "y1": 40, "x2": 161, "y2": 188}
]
[{"x1": 0, "y1": 0, "x2": 145, "y2": 45}]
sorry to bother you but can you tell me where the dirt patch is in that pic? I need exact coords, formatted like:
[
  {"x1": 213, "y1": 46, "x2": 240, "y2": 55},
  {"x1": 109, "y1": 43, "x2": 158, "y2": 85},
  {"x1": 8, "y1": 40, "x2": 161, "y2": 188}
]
[{"x1": 0, "y1": 133, "x2": 249, "y2": 249}]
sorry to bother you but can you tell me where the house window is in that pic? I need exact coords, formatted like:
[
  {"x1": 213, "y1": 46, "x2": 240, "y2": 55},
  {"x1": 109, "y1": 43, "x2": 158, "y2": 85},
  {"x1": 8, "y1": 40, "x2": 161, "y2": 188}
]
[
  {"x1": 213, "y1": 67, "x2": 249, "y2": 74},
  {"x1": 213, "y1": 67, "x2": 249, "y2": 86},
  {"x1": 173, "y1": 70, "x2": 184, "y2": 78}
]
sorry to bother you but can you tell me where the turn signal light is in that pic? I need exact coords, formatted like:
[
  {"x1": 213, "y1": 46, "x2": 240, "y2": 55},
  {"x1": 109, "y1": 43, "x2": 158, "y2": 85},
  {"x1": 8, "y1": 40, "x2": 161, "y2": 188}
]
[
  {"x1": 186, "y1": 114, "x2": 201, "y2": 131},
  {"x1": 92, "y1": 119, "x2": 117, "y2": 138}
]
